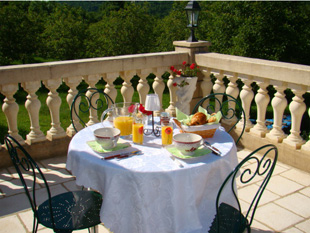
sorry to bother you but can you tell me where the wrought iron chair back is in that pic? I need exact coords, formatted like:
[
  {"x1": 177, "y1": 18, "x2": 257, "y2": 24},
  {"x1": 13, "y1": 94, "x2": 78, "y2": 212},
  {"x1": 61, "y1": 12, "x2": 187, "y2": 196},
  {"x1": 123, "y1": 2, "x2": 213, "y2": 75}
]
[
  {"x1": 70, "y1": 87, "x2": 114, "y2": 132},
  {"x1": 192, "y1": 93, "x2": 246, "y2": 145},
  {"x1": 209, "y1": 144, "x2": 278, "y2": 233},
  {"x1": 4, "y1": 135, "x2": 102, "y2": 233}
]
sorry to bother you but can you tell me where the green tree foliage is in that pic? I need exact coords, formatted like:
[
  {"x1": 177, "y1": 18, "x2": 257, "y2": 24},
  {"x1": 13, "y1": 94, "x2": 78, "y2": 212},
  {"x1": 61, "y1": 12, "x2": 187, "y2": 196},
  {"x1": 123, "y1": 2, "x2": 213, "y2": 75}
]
[
  {"x1": 197, "y1": 1, "x2": 310, "y2": 65},
  {"x1": 0, "y1": 1, "x2": 310, "y2": 65},
  {"x1": 86, "y1": 3, "x2": 156, "y2": 57},
  {"x1": 41, "y1": 3, "x2": 88, "y2": 60},
  {"x1": 0, "y1": 2, "x2": 37, "y2": 64}
]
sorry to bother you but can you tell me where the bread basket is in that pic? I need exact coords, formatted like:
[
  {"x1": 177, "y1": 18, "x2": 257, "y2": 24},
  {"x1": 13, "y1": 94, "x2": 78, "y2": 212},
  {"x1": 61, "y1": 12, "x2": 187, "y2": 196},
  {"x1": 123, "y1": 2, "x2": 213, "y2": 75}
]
[{"x1": 174, "y1": 107, "x2": 222, "y2": 138}]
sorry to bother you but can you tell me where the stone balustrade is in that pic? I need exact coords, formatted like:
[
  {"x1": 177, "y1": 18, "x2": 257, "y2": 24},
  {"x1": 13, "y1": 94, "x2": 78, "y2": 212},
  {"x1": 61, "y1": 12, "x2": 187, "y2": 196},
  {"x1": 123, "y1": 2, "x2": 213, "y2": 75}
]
[{"x1": 0, "y1": 41, "x2": 309, "y2": 171}]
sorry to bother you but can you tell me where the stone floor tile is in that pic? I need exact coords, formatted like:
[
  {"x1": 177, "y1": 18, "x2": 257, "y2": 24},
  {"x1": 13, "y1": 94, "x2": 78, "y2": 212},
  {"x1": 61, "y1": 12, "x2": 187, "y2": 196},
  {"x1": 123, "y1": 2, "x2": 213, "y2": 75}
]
[
  {"x1": 18, "y1": 209, "x2": 45, "y2": 232},
  {"x1": 275, "y1": 193, "x2": 310, "y2": 218},
  {"x1": 0, "y1": 177, "x2": 40, "y2": 196},
  {"x1": 0, "y1": 214, "x2": 27, "y2": 233},
  {"x1": 267, "y1": 175, "x2": 303, "y2": 196},
  {"x1": 251, "y1": 219, "x2": 275, "y2": 231},
  {"x1": 39, "y1": 156, "x2": 68, "y2": 171},
  {"x1": 239, "y1": 183, "x2": 279, "y2": 206},
  {"x1": 41, "y1": 168, "x2": 75, "y2": 187},
  {"x1": 0, "y1": 168, "x2": 13, "y2": 182},
  {"x1": 281, "y1": 169, "x2": 310, "y2": 186},
  {"x1": 62, "y1": 179, "x2": 83, "y2": 192},
  {"x1": 0, "y1": 192, "x2": 30, "y2": 216},
  {"x1": 283, "y1": 227, "x2": 304, "y2": 233},
  {"x1": 295, "y1": 219, "x2": 310, "y2": 232},
  {"x1": 254, "y1": 203, "x2": 303, "y2": 231},
  {"x1": 299, "y1": 187, "x2": 310, "y2": 196}
]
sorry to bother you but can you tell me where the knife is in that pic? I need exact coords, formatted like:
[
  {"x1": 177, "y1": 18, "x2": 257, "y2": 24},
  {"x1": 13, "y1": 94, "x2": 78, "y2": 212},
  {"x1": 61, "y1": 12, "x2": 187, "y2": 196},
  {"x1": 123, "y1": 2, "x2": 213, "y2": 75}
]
[
  {"x1": 203, "y1": 141, "x2": 221, "y2": 156},
  {"x1": 103, "y1": 150, "x2": 141, "y2": 160}
]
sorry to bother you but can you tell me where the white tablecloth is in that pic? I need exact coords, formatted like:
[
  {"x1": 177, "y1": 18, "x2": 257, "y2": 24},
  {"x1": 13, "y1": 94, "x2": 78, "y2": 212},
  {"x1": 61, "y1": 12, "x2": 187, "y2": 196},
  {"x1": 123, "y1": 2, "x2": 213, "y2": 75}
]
[{"x1": 66, "y1": 122, "x2": 238, "y2": 233}]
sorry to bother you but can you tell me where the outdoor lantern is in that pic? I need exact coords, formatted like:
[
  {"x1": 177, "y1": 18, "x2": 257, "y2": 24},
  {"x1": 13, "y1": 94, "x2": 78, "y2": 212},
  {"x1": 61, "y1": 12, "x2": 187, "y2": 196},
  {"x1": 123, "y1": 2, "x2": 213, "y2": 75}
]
[{"x1": 185, "y1": 0, "x2": 201, "y2": 42}]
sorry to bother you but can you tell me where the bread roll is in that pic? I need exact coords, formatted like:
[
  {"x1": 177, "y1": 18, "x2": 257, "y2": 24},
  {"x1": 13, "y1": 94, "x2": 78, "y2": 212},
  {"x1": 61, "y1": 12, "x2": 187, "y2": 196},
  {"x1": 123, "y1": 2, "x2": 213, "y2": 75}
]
[{"x1": 187, "y1": 112, "x2": 207, "y2": 126}]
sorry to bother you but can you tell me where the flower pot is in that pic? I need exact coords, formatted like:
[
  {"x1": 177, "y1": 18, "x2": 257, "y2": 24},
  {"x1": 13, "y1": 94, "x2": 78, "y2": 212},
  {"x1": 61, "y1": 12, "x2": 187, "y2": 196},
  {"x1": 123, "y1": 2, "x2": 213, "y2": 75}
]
[{"x1": 174, "y1": 76, "x2": 198, "y2": 115}]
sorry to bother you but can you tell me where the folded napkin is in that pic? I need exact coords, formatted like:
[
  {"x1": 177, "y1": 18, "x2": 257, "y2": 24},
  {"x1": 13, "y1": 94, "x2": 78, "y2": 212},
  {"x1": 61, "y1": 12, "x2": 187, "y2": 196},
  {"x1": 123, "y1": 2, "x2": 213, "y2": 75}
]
[
  {"x1": 87, "y1": 139, "x2": 131, "y2": 154},
  {"x1": 166, "y1": 146, "x2": 211, "y2": 159}
]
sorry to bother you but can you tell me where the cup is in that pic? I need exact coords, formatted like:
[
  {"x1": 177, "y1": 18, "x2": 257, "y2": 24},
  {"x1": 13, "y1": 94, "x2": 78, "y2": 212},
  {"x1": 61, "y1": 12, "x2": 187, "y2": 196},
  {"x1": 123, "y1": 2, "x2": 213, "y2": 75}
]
[
  {"x1": 173, "y1": 133, "x2": 202, "y2": 155},
  {"x1": 132, "y1": 117, "x2": 144, "y2": 145},
  {"x1": 94, "y1": 127, "x2": 120, "y2": 150},
  {"x1": 161, "y1": 119, "x2": 173, "y2": 146},
  {"x1": 101, "y1": 102, "x2": 138, "y2": 138}
]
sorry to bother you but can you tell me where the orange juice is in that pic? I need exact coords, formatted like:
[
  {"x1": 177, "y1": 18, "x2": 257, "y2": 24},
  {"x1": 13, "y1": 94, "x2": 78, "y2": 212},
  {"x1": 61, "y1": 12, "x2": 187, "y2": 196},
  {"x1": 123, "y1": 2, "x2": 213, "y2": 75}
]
[
  {"x1": 132, "y1": 123, "x2": 144, "y2": 144},
  {"x1": 162, "y1": 125, "x2": 173, "y2": 146},
  {"x1": 114, "y1": 116, "x2": 133, "y2": 136}
]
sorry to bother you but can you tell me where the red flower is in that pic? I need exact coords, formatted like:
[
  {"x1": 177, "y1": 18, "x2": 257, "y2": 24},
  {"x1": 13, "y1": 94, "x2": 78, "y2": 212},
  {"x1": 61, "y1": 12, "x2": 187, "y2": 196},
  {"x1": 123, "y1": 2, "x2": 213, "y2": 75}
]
[
  {"x1": 173, "y1": 82, "x2": 177, "y2": 87},
  {"x1": 170, "y1": 66, "x2": 175, "y2": 71},
  {"x1": 190, "y1": 63, "x2": 196, "y2": 69},
  {"x1": 128, "y1": 104, "x2": 136, "y2": 113},
  {"x1": 177, "y1": 70, "x2": 182, "y2": 75},
  {"x1": 139, "y1": 104, "x2": 152, "y2": 116},
  {"x1": 182, "y1": 61, "x2": 187, "y2": 66}
]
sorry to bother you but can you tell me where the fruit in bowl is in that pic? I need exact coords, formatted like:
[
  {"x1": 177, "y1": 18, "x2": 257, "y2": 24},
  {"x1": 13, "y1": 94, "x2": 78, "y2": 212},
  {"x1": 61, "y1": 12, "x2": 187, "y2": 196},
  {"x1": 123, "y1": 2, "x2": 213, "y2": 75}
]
[
  {"x1": 94, "y1": 128, "x2": 120, "y2": 150},
  {"x1": 173, "y1": 133, "x2": 202, "y2": 155}
]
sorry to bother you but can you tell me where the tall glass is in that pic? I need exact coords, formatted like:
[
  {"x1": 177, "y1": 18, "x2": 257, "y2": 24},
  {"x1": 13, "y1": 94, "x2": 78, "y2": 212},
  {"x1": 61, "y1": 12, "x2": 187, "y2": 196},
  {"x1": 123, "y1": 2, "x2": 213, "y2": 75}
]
[
  {"x1": 132, "y1": 117, "x2": 144, "y2": 145},
  {"x1": 162, "y1": 121, "x2": 173, "y2": 146}
]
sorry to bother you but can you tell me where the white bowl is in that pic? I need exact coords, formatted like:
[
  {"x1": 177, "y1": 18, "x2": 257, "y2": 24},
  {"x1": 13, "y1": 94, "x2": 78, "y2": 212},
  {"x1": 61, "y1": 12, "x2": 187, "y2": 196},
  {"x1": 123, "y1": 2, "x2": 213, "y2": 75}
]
[
  {"x1": 173, "y1": 133, "x2": 202, "y2": 155},
  {"x1": 94, "y1": 128, "x2": 120, "y2": 150}
]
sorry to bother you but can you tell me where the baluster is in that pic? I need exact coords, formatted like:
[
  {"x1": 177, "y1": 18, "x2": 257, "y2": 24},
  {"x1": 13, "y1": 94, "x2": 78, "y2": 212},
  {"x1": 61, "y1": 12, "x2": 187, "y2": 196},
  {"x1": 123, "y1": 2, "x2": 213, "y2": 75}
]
[
  {"x1": 153, "y1": 68, "x2": 165, "y2": 115},
  {"x1": 137, "y1": 69, "x2": 150, "y2": 105},
  {"x1": 200, "y1": 68, "x2": 212, "y2": 105},
  {"x1": 283, "y1": 86, "x2": 307, "y2": 148},
  {"x1": 237, "y1": 76, "x2": 254, "y2": 131},
  {"x1": 266, "y1": 83, "x2": 287, "y2": 142},
  {"x1": 223, "y1": 73, "x2": 239, "y2": 125},
  {"x1": 64, "y1": 76, "x2": 82, "y2": 136},
  {"x1": 302, "y1": 107, "x2": 310, "y2": 150},
  {"x1": 251, "y1": 79, "x2": 270, "y2": 137},
  {"x1": 22, "y1": 81, "x2": 46, "y2": 143},
  {"x1": 166, "y1": 74, "x2": 177, "y2": 117},
  {"x1": 212, "y1": 71, "x2": 226, "y2": 112},
  {"x1": 103, "y1": 72, "x2": 118, "y2": 103},
  {"x1": 1, "y1": 84, "x2": 24, "y2": 143},
  {"x1": 121, "y1": 70, "x2": 135, "y2": 103},
  {"x1": 43, "y1": 79, "x2": 66, "y2": 140},
  {"x1": 85, "y1": 75, "x2": 101, "y2": 126}
]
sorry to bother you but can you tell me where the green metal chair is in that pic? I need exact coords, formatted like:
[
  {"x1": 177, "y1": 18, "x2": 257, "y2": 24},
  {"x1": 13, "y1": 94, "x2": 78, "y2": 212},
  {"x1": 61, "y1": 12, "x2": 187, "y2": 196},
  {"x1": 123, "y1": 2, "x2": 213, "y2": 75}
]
[
  {"x1": 70, "y1": 87, "x2": 114, "y2": 132},
  {"x1": 208, "y1": 144, "x2": 278, "y2": 233},
  {"x1": 4, "y1": 135, "x2": 103, "y2": 233},
  {"x1": 192, "y1": 93, "x2": 246, "y2": 145}
]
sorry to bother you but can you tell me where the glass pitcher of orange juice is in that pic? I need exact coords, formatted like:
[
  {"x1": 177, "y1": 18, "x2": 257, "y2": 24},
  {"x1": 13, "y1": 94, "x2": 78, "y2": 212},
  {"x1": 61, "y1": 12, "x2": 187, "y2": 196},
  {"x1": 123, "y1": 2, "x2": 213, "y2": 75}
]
[{"x1": 101, "y1": 102, "x2": 138, "y2": 139}]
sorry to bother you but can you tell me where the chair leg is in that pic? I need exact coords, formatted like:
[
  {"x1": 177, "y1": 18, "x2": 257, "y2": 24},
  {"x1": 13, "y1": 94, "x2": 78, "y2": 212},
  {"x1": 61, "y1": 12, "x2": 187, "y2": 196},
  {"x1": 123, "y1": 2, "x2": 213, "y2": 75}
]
[
  {"x1": 88, "y1": 225, "x2": 98, "y2": 233},
  {"x1": 32, "y1": 217, "x2": 39, "y2": 233}
]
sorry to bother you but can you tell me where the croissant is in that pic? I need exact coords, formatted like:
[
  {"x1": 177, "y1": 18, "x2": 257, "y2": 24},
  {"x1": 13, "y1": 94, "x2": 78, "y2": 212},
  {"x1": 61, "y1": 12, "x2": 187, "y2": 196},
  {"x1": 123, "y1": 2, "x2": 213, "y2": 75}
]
[{"x1": 187, "y1": 112, "x2": 207, "y2": 126}]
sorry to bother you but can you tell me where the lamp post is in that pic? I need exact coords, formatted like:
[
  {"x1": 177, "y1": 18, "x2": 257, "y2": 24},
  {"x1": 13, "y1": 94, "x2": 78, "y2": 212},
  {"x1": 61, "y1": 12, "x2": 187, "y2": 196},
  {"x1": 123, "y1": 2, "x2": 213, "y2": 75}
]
[{"x1": 185, "y1": 0, "x2": 201, "y2": 42}]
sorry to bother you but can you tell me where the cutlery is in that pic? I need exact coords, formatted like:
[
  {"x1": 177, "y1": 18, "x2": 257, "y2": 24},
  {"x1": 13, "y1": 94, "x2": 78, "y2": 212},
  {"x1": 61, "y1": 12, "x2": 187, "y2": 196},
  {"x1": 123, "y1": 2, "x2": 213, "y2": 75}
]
[
  {"x1": 169, "y1": 155, "x2": 184, "y2": 168},
  {"x1": 103, "y1": 150, "x2": 141, "y2": 160},
  {"x1": 203, "y1": 140, "x2": 221, "y2": 156}
]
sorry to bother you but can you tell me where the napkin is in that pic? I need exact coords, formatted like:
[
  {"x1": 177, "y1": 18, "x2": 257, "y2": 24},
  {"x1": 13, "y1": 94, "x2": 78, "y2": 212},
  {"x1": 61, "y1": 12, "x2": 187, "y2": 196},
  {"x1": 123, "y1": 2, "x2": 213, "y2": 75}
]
[
  {"x1": 87, "y1": 139, "x2": 131, "y2": 154},
  {"x1": 166, "y1": 146, "x2": 211, "y2": 159}
]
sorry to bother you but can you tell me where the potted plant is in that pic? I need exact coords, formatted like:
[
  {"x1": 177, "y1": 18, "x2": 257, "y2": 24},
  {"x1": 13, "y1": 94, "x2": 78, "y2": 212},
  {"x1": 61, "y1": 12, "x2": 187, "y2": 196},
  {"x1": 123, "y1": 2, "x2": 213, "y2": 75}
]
[{"x1": 170, "y1": 61, "x2": 200, "y2": 115}]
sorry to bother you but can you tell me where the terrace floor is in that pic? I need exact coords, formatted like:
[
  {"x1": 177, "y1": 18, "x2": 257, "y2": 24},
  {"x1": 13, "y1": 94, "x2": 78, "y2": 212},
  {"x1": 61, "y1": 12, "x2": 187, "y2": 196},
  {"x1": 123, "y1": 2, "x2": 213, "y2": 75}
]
[{"x1": 0, "y1": 148, "x2": 310, "y2": 233}]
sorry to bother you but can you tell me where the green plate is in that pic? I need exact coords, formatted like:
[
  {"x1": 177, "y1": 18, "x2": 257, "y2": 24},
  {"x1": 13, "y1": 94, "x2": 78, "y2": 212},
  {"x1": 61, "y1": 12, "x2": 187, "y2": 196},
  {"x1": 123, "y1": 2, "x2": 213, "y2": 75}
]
[
  {"x1": 166, "y1": 145, "x2": 211, "y2": 160},
  {"x1": 87, "y1": 139, "x2": 131, "y2": 154}
]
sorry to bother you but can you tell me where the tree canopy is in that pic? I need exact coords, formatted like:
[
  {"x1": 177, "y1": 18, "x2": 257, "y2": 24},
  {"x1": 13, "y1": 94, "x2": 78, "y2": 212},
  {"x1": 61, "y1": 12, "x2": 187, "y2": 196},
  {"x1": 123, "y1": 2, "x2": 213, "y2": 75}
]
[{"x1": 0, "y1": 1, "x2": 309, "y2": 66}]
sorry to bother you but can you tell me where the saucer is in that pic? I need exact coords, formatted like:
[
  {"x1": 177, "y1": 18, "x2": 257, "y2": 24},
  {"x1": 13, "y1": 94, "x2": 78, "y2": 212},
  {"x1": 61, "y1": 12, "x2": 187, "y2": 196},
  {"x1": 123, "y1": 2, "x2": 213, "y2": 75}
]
[
  {"x1": 166, "y1": 145, "x2": 211, "y2": 160},
  {"x1": 87, "y1": 138, "x2": 131, "y2": 154}
]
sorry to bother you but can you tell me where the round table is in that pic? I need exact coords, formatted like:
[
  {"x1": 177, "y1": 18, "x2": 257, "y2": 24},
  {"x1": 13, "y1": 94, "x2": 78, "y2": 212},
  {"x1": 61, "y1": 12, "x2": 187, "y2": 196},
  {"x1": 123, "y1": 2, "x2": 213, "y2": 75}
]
[{"x1": 66, "y1": 122, "x2": 238, "y2": 233}]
